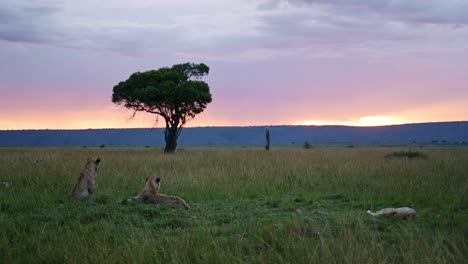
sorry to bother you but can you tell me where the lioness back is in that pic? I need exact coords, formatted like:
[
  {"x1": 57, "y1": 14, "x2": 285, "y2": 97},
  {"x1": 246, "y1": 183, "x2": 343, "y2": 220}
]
[
  {"x1": 367, "y1": 207, "x2": 416, "y2": 219},
  {"x1": 155, "y1": 193, "x2": 191, "y2": 210},
  {"x1": 69, "y1": 158, "x2": 101, "y2": 200}
]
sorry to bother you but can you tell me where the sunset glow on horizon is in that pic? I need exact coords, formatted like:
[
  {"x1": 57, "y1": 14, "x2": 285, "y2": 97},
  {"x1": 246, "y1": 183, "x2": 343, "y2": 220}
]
[
  {"x1": 297, "y1": 116, "x2": 409, "y2": 127},
  {"x1": 1, "y1": 0, "x2": 467, "y2": 130},
  {"x1": 1, "y1": 106, "x2": 466, "y2": 130}
]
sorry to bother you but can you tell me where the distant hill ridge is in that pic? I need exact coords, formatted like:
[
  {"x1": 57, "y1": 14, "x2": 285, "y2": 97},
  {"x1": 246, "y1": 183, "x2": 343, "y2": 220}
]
[{"x1": 1, "y1": 122, "x2": 467, "y2": 147}]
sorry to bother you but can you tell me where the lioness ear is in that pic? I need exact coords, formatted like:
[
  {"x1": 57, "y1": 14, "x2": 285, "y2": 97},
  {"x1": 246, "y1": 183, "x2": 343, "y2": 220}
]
[
  {"x1": 156, "y1": 177, "x2": 161, "y2": 183},
  {"x1": 96, "y1": 158, "x2": 101, "y2": 164},
  {"x1": 145, "y1": 177, "x2": 149, "y2": 182}
]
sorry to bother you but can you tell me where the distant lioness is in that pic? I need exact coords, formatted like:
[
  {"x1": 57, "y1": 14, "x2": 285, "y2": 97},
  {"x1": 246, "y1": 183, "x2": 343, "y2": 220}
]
[
  {"x1": 122, "y1": 177, "x2": 190, "y2": 210},
  {"x1": 367, "y1": 207, "x2": 416, "y2": 219},
  {"x1": 69, "y1": 157, "x2": 101, "y2": 200}
]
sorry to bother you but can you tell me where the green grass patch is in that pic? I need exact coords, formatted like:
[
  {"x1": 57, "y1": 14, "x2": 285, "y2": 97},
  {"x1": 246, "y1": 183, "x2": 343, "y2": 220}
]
[{"x1": 0, "y1": 147, "x2": 467, "y2": 263}]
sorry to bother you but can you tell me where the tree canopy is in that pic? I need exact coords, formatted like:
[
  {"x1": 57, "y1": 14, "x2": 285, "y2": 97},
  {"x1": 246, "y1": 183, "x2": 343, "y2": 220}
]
[{"x1": 112, "y1": 63, "x2": 212, "y2": 152}]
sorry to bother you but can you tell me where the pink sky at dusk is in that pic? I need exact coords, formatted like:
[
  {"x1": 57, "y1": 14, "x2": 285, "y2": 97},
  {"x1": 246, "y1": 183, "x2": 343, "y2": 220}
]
[{"x1": 1, "y1": 0, "x2": 467, "y2": 130}]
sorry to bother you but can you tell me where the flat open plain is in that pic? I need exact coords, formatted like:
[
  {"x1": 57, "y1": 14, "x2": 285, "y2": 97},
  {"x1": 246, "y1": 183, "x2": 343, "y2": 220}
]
[{"x1": 1, "y1": 147, "x2": 467, "y2": 263}]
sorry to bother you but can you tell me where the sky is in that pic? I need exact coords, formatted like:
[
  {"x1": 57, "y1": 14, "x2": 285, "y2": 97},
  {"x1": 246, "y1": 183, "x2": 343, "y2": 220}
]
[{"x1": 1, "y1": 0, "x2": 467, "y2": 129}]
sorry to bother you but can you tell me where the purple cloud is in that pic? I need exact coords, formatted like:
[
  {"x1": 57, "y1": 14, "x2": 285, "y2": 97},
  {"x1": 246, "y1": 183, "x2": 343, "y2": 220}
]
[{"x1": 288, "y1": 0, "x2": 468, "y2": 25}]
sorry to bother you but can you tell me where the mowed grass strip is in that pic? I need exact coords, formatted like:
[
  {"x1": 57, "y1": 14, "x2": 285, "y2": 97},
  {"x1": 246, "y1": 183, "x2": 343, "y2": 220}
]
[{"x1": 0, "y1": 147, "x2": 467, "y2": 263}]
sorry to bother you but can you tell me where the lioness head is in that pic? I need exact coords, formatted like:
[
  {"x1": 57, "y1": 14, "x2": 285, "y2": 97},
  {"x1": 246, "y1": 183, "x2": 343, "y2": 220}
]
[
  {"x1": 85, "y1": 157, "x2": 101, "y2": 173},
  {"x1": 145, "y1": 176, "x2": 161, "y2": 194}
]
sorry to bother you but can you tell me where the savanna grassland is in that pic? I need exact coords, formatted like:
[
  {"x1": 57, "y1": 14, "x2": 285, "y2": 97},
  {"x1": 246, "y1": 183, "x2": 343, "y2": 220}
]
[{"x1": 1, "y1": 147, "x2": 467, "y2": 263}]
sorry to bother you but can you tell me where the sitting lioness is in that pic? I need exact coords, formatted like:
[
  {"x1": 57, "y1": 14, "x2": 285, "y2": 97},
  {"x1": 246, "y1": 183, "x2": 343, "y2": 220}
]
[
  {"x1": 69, "y1": 157, "x2": 101, "y2": 200},
  {"x1": 122, "y1": 177, "x2": 190, "y2": 210},
  {"x1": 367, "y1": 207, "x2": 416, "y2": 219}
]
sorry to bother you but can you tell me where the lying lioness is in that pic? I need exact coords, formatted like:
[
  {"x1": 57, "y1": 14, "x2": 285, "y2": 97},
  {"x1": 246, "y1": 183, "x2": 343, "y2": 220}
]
[
  {"x1": 367, "y1": 207, "x2": 416, "y2": 219},
  {"x1": 121, "y1": 177, "x2": 190, "y2": 210}
]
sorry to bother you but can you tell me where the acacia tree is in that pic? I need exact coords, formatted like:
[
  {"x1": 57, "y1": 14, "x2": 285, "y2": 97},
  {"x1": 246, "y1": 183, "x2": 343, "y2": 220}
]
[{"x1": 112, "y1": 63, "x2": 212, "y2": 153}]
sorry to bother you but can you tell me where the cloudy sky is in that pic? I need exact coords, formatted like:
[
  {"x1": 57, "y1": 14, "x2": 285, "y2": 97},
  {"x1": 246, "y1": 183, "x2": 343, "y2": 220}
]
[{"x1": 1, "y1": 0, "x2": 467, "y2": 129}]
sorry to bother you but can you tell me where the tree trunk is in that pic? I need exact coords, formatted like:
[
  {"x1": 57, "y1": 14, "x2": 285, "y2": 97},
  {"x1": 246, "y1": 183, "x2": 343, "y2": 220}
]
[
  {"x1": 164, "y1": 119, "x2": 180, "y2": 154},
  {"x1": 164, "y1": 126, "x2": 178, "y2": 153},
  {"x1": 265, "y1": 128, "x2": 270, "y2": 150}
]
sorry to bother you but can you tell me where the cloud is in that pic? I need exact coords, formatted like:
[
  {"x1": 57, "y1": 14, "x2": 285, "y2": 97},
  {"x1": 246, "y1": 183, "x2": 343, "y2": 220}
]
[
  {"x1": 0, "y1": 0, "x2": 185, "y2": 57},
  {"x1": 0, "y1": 1, "x2": 64, "y2": 44},
  {"x1": 1, "y1": 0, "x2": 467, "y2": 62},
  {"x1": 288, "y1": 0, "x2": 468, "y2": 25}
]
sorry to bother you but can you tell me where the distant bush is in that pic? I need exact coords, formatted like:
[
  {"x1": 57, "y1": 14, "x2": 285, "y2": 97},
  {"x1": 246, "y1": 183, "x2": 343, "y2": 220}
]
[
  {"x1": 95, "y1": 195, "x2": 110, "y2": 205},
  {"x1": 385, "y1": 150, "x2": 427, "y2": 159},
  {"x1": 99, "y1": 144, "x2": 105, "y2": 148},
  {"x1": 303, "y1": 141, "x2": 312, "y2": 149},
  {"x1": 347, "y1": 144, "x2": 354, "y2": 148}
]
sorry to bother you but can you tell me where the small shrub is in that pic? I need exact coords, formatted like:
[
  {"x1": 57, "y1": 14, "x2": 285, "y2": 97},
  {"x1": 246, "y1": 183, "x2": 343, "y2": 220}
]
[
  {"x1": 266, "y1": 199, "x2": 281, "y2": 208},
  {"x1": 0, "y1": 203, "x2": 11, "y2": 213},
  {"x1": 294, "y1": 197, "x2": 306, "y2": 203},
  {"x1": 385, "y1": 150, "x2": 427, "y2": 159},
  {"x1": 303, "y1": 141, "x2": 312, "y2": 149},
  {"x1": 99, "y1": 144, "x2": 105, "y2": 148},
  {"x1": 95, "y1": 195, "x2": 110, "y2": 204}
]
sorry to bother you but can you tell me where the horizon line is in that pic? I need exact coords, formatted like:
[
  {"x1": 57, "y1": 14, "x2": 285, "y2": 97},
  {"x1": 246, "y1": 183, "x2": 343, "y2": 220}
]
[{"x1": 1, "y1": 120, "x2": 467, "y2": 132}]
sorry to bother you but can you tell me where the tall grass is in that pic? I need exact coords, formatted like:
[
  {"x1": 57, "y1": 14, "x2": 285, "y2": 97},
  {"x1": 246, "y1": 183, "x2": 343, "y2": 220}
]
[{"x1": 0, "y1": 147, "x2": 467, "y2": 263}]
